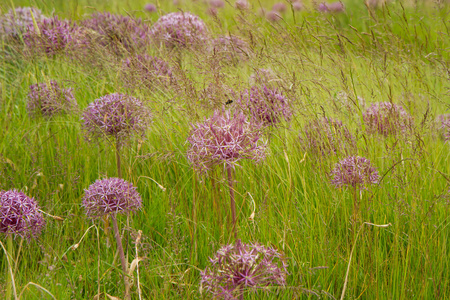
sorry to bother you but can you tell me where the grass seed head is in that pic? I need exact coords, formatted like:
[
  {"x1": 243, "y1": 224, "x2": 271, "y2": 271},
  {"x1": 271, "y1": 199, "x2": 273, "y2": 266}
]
[{"x1": 363, "y1": 102, "x2": 413, "y2": 136}]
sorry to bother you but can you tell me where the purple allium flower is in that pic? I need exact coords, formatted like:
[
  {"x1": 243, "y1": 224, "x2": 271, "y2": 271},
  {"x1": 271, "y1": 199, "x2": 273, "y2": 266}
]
[
  {"x1": 249, "y1": 68, "x2": 278, "y2": 86},
  {"x1": 0, "y1": 7, "x2": 46, "y2": 38},
  {"x1": 235, "y1": 0, "x2": 250, "y2": 10},
  {"x1": 300, "y1": 117, "x2": 357, "y2": 156},
  {"x1": 82, "y1": 178, "x2": 142, "y2": 219},
  {"x1": 121, "y1": 54, "x2": 173, "y2": 90},
  {"x1": 187, "y1": 110, "x2": 266, "y2": 173},
  {"x1": 0, "y1": 190, "x2": 45, "y2": 240},
  {"x1": 210, "y1": 0, "x2": 225, "y2": 8},
  {"x1": 23, "y1": 16, "x2": 85, "y2": 56},
  {"x1": 81, "y1": 12, "x2": 150, "y2": 54},
  {"x1": 200, "y1": 239, "x2": 288, "y2": 300},
  {"x1": 27, "y1": 80, "x2": 77, "y2": 117},
  {"x1": 331, "y1": 156, "x2": 379, "y2": 189},
  {"x1": 144, "y1": 3, "x2": 157, "y2": 12},
  {"x1": 272, "y1": 2, "x2": 287, "y2": 13},
  {"x1": 238, "y1": 85, "x2": 292, "y2": 126},
  {"x1": 292, "y1": 1, "x2": 304, "y2": 11},
  {"x1": 209, "y1": 35, "x2": 251, "y2": 62},
  {"x1": 81, "y1": 93, "x2": 151, "y2": 143},
  {"x1": 363, "y1": 102, "x2": 412, "y2": 136},
  {"x1": 150, "y1": 12, "x2": 209, "y2": 49},
  {"x1": 266, "y1": 11, "x2": 282, "y2": 22},
  {"x1": 438, "y1": 114, "x2": 450, "y2": 141},
  {"x1": 317, "y1": 1, "x2": 345, "y2": 13}
]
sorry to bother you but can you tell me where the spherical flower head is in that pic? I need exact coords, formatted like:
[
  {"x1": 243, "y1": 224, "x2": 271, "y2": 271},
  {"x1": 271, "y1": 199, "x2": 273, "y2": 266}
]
[
  {"x1": 363, "y1": 102, "x2": 412, "y2": 136},
  {"x1": 151, "y1": 12, "x2": 209, "y2": 49},
  {"x1": 81, "y1": 12, "x2": 150, "y2": 54},
  {"x1": 200, "y1": 239, "x2": 288, "y2": 300},
  {"x1": 144, "y1": 3, "x2": 157, "y2": 13},
  {"x1": 238, "y1": 85, "x2": 292, "y2": 126},
  {"x1": 317, "y1": 2, "x2": 329, "y2": 12},
  {"x1": 266, "y1": 11, "x2": 282, "y2": 22},
  {"x1": 27, "y1": 80, "x2": 77, "y2": 118},
  {"x1": 121, "y1": 54, "x2": 173, "y2": 90},
  {"x1": 300, "y1": 117, "x2": 356, "y2": 156},
  {"x1": 331, "y1": 156, "x2": 379, "y2": 189},
  {"x1": 235, "y1": 0, "x2": 250, "y2": 10},
  {"x1": 0, "y1": 190, "x2": 45, "y2": 241},
  {"x1": 82, "y1": 178, "x2": 142, "y2": 219},
  {"x1": 23, "y1": 16, "x2": 86, "y2": 56},
  {"x1": 209, "y1": 35, "x2": 251, "y2": 62},
  {"x1": 0, "y1": 7, "x2": 46, "y2": 38},
  {"x1": 81, "y1": 93, "x2": 151, "y2": 144},
  {"x1": 292, "y1": 1, "x2": 304, "y2": 11},
  {"x1": 272, "y1": 2, "x2": 287, "y2": 13},
  {"x1": 438, "y1": 114, "x2": 450, "y2": 141},
  {"x1": 327, "y1": 1, "x2": 345, "y2": 12},
  {"x1": 187, "y1": 109, "x2": 266, "y2": 173},
  {"x1": 210, "y1": 0, "x2": 225, "y2": 8}
]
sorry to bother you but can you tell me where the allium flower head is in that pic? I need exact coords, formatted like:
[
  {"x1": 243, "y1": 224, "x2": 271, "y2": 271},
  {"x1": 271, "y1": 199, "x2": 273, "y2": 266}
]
[
  {"x1": 300, "y1": 117, "x2": 356, "y2": 156},
  {"x1": 238, "y1": 85, "x2": 292, "y2": 126},
  {"x1": 81, "y1": 12, "x2": 150, "y2": 54},
  {"x1": 292, "y1": 1, "x2": 304, "y2": 11},
  {"x1": 272, "y1": 2, "x2": 287, "y2": 13},
  {"x1": 151, "y1": 12, "x2": 209, "y2": 49},
  {"x1": 235, "y1": 0, "x2": 250, "y2": 10},
  {"x1": 331, "y1": 156, "x2": 379, "y2": 189},
  {"x1": 82, "y1": 178, "x2": 142, "y2": 219},
  {"x1": 144, "y1": 3, "x2": 157, "y2": 13},
  {"x1": 121, "y1": 54, "x2": 173, "y2": 90},
  {"x1": 317, "y1": 1, "x2": 345, "y2": 13},
  {"x1": 266, "y1": 11, "x2": 282, "y2": 22},
  {"x1": 23, "y1": 16, "x2": 85, "y2": 56},
  {"x1": 200, "y1": 239, "x2": 288, "y2": 300},
  {"x1": 81, "y1": 93, "x2": 151, "y2": 143},
  {"x1": 187, "y1": 109, "x2": 266, "y2": 173},
  {"x1": 437, "y1": 114, "x2": 450, "y2": 141},
  {"x1": 210, "y1": 0, "x2": 225, "y2": 8},
  {"x1": 27, "y1": 80, "x2": 77, "y2": 117},
  {"x1": 363, "y1": 102, "x2": 412, "y2": 136},
  {"x1": 0, "y1": 7, "x2": 46, "y2": 38},
  {"x1": 209, "y1": 35, "x2": 251, "y2": 62},
  {"x1": 0, "y1": 190, "x2": 45, "y2": 240}
]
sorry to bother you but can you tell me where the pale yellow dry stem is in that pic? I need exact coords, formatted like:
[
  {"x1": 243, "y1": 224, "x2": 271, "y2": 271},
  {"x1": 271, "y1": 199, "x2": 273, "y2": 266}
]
[
  {"x1": 18, "y1": 282, "x2": 56, "y2": 300},
  {"x1": 0, "y1": 238, "x2": 18, "y2": 300}
]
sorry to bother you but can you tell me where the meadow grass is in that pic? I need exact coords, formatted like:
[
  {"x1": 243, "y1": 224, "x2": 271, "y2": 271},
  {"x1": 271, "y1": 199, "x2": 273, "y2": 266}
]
[{"x1": 0, "y1": 0, "x2": 449, "y2": 299}]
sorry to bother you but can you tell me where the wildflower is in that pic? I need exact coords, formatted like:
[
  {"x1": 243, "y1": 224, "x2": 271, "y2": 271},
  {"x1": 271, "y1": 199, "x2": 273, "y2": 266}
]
[
  {"x1": 23, "y1": 16, "x2": 85, "y2": 56},
  {"x1": 300, "y1": 117, "x2": 357, "y2": 156},
  {"x1": 81, "y1": 93, "x2": 151, "y2": 144},
  {"x1": 200, "y1": 239, "x2": 288, "y2": 300},
  {"x1": 210, "y1": 0, "x2": 225, "y2": 8},
  {"x1": 331, "y1": 156, "x2": 379, "y2": 189},
  {"x1": 82, "y1": 177, "x2": 142, "y2": 219},
  {"x1": 0, "y1": 190, "x2": 45, "y2": 240},
  {"x1": 144, "y1": 3, "x2": 157, "y2": 13},
  {"x1": 317, "y1": 1, "x2": 345, "y2": 13},
  {"x1": 27, "y1": 80, "x2": 77, "y2": 117},
  {"x1": 437, "y1": 114, "x2": 450, "y2": 141},
  {"x1": 272, "y1": 2, "x2": 287, "y2": 13},
  {"x1": 81, "y1": 12, "x2": 150, "y2": 54},
  {"x1": 235, "y1": 0, "x2": 250, "y2": 10},
  {"x1": 238, "y1": 85, "x2": 292, "y2": 126},
  {"x1": 292, "y1": 1, "x2": 304, "y2": 11},
  {"x1": 209, "y1": 35, "x2": 251, "y2": 62},
  {"x1": 187, "y1": 109, "x2": 266, "y2": 173},
  {"x1": 151, "y1": 12, "x2": 208, "y2": 49},
  {"x1": 121, "y1": 54, "x2": 173, "y2": 90},
  {"x1": 266, "y1": 11, "x2": 282, "y2": 22},
  {"x1": 363, "y1": 102, "x2": 412, "y2": 136},
  {"x1": 0, "y1": 7, "x2": 46, "y2": 39}
]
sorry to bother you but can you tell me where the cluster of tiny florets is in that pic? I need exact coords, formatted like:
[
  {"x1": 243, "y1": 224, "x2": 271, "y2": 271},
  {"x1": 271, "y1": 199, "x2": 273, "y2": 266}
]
[
  {"x1": 81, "y1": 93, "x2": 151, "y2": 143},
  {"x1": 438, "y1": 114, "x2": 450, "y2": 141},
  {"x1": 317, "y1": 1, "x2": 345, "y2": 13},
  {"x1": 81, "y1": 12, "x2": 150, "y2": 54},
  {"x1": 0, "y1": 190, "x2": 45, "y2": 241},
  {"x1": 0, "y1": 7, "x2": 46, "y2": 38},
  {"x1": 187, "y1": 110, "x2": 266, "y2": 173},
  {"x1": 23, "y1": 16, "x2": 85, "y2": 56},
  {"x1": 151, "y1": 12, "x2": 209, "y2": 49},
  {"x1": 121, "y1": 54, "x2": 173, "y2": 90},
  {"x1": 209, "y1": 35, "x2": 251, "y2": 62},
  {"x1": 238, "y1": 85, "x2": 292, "y2": 126},
  {"x1": 200, "y1": 239, "x2": 288, "y2": 300},
  {"x1": 363, "y1": 102, "x2": 412, "y2": 136},
  {"x1": 300, "y1": 117, "x2": 357, "y2": 156},
  {"x1": 82, "y1": 178, "x2": 142, "y2": 219},
  {"x1": 331, "y1": 156, "x2": 379, "y2": 189},
  {"x1": 27, "y1": 80, "x2": 77, "y2": 117}
]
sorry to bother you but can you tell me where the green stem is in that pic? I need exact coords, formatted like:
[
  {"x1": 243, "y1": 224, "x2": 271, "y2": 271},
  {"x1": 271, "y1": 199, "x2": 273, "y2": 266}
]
[
  {"x1": 6, "y1": 235, "x2": 13, "y2": 300},
  {"x1": 227, "y1": 166, "x2": 237, "y2": 240},
  {"x1": 111, "y1": 215, "x2": 130, "y2": 300},
  {"x1": 116, "y1": 138, "x2": 122, "y2": 178}
]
